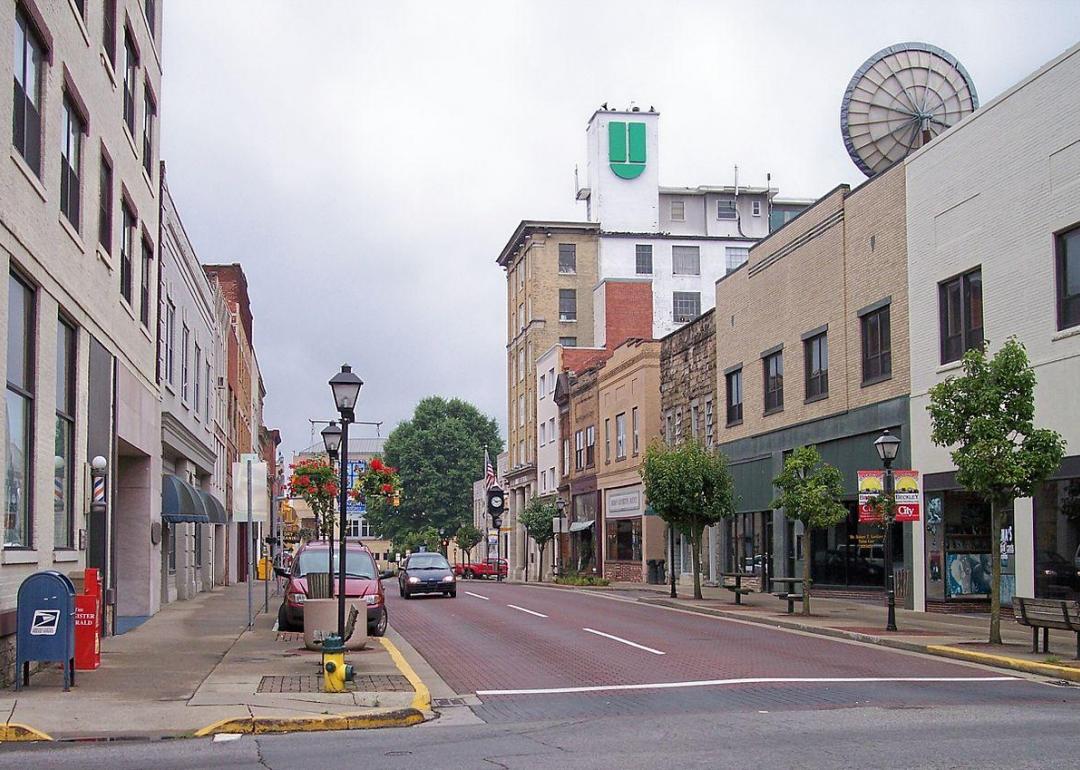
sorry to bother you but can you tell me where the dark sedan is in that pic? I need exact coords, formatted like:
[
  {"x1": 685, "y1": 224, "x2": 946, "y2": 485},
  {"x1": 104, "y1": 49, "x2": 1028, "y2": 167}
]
[{"x1": 398, "y1": 552, "x2": 457, "y2": 598}]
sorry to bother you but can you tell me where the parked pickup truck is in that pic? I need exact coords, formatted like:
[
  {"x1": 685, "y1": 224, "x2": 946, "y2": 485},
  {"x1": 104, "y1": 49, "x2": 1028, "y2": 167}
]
[{"x1": 453, "y1": 558, "x2": 508, "y2": 579}]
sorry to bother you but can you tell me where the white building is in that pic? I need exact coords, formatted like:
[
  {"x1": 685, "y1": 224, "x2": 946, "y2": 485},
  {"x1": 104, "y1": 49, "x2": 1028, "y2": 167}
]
[{"x1": 906, "y1": 43, "x2": 1080, "y2": 611}]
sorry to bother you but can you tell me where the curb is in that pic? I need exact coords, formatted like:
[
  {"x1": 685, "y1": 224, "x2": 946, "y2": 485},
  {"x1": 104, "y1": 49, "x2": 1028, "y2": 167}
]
[
  {"x1": 0, "y1": 722, "x2": 53, "y2": 742},
  {"x1": 380, "y1": 636, "x2": 431, "y2": 712},
  {"x1": 194, "y1": 707, "x2": 425, "y2": 737},
  {"x1": 926, "y1": 644, "x2": 1080, "y2": 682}
]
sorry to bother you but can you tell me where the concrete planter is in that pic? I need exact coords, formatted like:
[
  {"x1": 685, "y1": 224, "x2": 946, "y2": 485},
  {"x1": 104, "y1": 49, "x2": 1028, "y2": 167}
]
[{"x1": 303, "y1": 598, "x2": 368, "y2": 651}]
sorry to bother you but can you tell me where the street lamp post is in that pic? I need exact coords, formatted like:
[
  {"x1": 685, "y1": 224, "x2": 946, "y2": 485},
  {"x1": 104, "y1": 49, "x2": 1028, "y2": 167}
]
[
  {"x1": 874, "y1": 429, "x2": 901, "y2": 632},
  {"x1": 321, "y1": 421, "x2": 341, "y2": 597},
  {"x1": 555, "y1": 497, "x2": 566, "y2": 578},
  {"x1": 329, "y1": 364, "x2": 363, "y2": 641}
]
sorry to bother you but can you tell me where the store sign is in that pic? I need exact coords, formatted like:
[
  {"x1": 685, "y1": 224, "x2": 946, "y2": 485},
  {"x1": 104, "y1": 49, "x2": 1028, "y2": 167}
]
[
  {"x1": 857, "y1": 470, "x2": 921, "y2": 523},
  {"x1": 609, "y1": 121, "x2": 647, "y2": 179},
  {"x1": 606, "y1": 489, "x2": 642, "y2": 518}
]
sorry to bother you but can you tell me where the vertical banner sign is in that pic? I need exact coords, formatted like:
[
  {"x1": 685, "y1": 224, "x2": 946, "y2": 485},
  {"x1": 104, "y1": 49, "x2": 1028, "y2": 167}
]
[
  {"x1": 858, "y1": 470, "x2": 921, "y2": 523},
  {"x1": 346, "y1": 460, "x2": 368, "y2": 517}
]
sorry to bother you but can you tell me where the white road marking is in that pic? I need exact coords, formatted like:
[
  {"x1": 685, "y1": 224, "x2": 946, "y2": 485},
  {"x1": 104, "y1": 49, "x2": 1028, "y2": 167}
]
[
  {"x1": 476, "y1": 676, "x2": 1018, "y2": 697},
  {"x1": 465, "y1": 591, "x2": 489, "y2": 601},
  {"x1": 583, "y1": 627, "x2": 664, "y2": 655},
  {"x1": 507, "y1": 604, "x2": 548, "y2": 618},
  {"x1": 213, "y1": 733, "x2": 244, "y2": 742}
]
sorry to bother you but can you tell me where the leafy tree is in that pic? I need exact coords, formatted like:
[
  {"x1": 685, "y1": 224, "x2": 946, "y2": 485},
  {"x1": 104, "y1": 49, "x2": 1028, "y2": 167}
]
[
  {"x1": 520, "y1": 497, "x2": 556, "y2": 582},
  {"x1": 928, "y1": 338, "x2": 1066, "y2": 644},
  {"x1": 370, "y1": 397, "x2": 502, "y2": 546},
  {"x1": 641, "y1": 440, "x2": 736, "y2": 599},
  {"x1": 455, "y1": 523, "x2": 484, "y2": 563},
  {"x1": 771, "y1": 446, "x2": 847, "y2": 616},
  {"x1": 396, "y1": 526, "x2": 441, "y2": 556}
]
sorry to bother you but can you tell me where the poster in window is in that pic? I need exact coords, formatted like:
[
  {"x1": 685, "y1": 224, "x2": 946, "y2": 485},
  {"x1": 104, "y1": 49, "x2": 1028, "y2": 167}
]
[{"x1": 946, "y1": 553, "x2": 992, "y2": 596}]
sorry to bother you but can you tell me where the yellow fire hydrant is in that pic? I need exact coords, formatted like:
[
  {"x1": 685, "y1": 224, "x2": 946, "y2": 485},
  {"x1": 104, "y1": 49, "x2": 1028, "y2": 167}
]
[{"x1": 321, "y1": 634, "x2": 354, "y2": 693}]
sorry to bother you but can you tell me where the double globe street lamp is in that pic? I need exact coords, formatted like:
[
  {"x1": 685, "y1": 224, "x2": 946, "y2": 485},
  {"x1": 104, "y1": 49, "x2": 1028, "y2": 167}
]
[
  {"x1": 873, "y1": 429, "x2": 902, "y2": 632},
  {"x1": 328, "y1": 365, "x2": 364, "y2": 641}
]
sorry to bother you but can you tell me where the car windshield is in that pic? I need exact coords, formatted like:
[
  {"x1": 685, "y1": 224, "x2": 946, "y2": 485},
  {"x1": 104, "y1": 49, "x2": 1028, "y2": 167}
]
[
  {"x1": 296, "y1": 548, "x2": 376, "y2": 579},
  {"x1": 408, "y1": 554, "x2": 450, "y2": 570}
]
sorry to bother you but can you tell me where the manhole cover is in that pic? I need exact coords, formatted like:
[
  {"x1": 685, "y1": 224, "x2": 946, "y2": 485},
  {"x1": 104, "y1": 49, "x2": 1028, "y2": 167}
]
[
  {"x1": 275, "y1": 632, "x2": 304, "y2": 642},
  {"x1": 432, "y1": 697, "x2": 467, "y2": 707},
  {"x1": 257, "y1": 675, "x2": 413, "y2": 693}
]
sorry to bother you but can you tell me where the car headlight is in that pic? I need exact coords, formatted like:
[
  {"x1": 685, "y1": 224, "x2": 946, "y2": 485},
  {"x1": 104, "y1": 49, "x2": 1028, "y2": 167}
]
[
  {"x1": 407, "y1": 576, "x2": 421, "y2": 584},
  {"x1": 442, "y1": 575, "x2": 455, "y2": 583},
  {"x1": 289, "y1": 593, "x2": 305, "y2": 604},
  {"x1": 364, "y1": 595, "x2": 379, "y2": 605}
]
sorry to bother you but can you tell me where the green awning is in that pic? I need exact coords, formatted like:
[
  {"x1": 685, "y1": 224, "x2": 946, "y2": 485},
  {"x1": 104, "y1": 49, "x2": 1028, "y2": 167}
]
[
  {"x1": 162, "y1": 475, "x2": 210, "y2": 523},
  {"x1": 198, "y1": 490, "x2": 228, "y2": 525}
]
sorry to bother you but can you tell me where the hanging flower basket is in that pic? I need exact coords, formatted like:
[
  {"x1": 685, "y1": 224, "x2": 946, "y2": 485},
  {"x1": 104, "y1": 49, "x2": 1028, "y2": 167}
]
[{"x1": 350, "y1": 457, "x2": 403, "y2": 508}]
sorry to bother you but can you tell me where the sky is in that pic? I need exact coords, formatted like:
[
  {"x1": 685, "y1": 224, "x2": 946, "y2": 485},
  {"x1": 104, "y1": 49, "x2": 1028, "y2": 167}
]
[{"x1": 159, "y1": 0, "x2": 1080, "y2": 459}]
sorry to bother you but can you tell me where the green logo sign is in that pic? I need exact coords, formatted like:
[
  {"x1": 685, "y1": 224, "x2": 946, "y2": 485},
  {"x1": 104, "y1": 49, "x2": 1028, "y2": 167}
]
[{"x1": 608, "y1": 121, "x2": 646, "y2": 179}]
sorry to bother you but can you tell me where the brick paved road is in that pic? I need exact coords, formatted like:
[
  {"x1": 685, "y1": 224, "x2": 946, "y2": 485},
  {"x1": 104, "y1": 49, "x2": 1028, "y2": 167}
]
[{"x1": 386, "y1": 581, "x2": 1080, "y2": 723}]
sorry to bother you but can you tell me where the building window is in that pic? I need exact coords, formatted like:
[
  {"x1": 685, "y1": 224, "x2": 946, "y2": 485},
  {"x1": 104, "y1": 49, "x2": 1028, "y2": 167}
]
[
  {"x1": 585, "y1": 426, "x2": 595, "y2": 467},
  {"x1": 123, "y1": 32, "x2": 138, "y2": 134},
  {"x1": 861, "y1": 305, "x2": 892, "y2": 384},
  {"x1": 559, "y1": 337, "x2": 577, "y2": 347},
  {"x1": 140, "y1": 237, "x2": 153, "y2": 326},
  {"x1": 672, "y1": 245, "x2": 700, "y2": 276},
  {"x1": 940, "y1": 268, "x2": 983, "y2": 363},
  {"x1": 752, "y1": 200, "x2": 762, "y2": 217},
  {"x1": 690, "y1": 403, "x2": 699, "y2": 439},
  {"x1": 615, "y1": 412, "x2": 626, "y2": 460},
  {"x1": 165, "y1": 299, "x2": 175, "y2": 384},
  {"x1": 670, "y1": 200, "x2": 685, "y2": 222},
  {"x1": 1056, "y1": 225, "x2": 1080, "y2": 330},
  {"x1": 726, "y1": 369, "x2": 742, "y2": 425},
  {"x1": 764, "y1": 350, "x2": 784, "y2": 413},
  {"x1": 518, "y1": 395, "x2": 524, "y2": 427},
  {"x1": 182, "y1": 325, "x2": 190, "y2": 402},
  {"x1": 575, "y1": 431, "x2": 584, "y2": 471},
  {"x1": 604, "y1": 418, "x2": 611, "y2": 463},
  {"x1": 12, "y1": 10, "x2": 45, "y2": 175},
  {"x1": 631, "y1": 407, "x2": 640, "y2": 454},
  {"x1": 558, "y1": 243, "x2": 576, "y2": 274},
  {"x1": 142, "y1": 86, "x2": 156, "y2": 176},
  {"x1": 673, "y1": 291, "x2": 700, "y2": 323},
  {"x1": 55, "y1": 319, "x2": 76, "y2": 549},
  {"x1": 636, "y1": 244, "x2": 653, "y2": 275},
  {"x1": 725, "y1": 246, "x2": 748, "y2": 273},
  {"x1": 60, "y1": 97, "x2": 85, "y2": 231},
  {"x1": 804, "y1": 332, "x2": 828, "y2": 401},
  {"x1": 6, "y1": 272, "x2": 35, "y2": 547},
  {"x1": 517, "y1": 303, "x2": 523, "y2": 331},
  {"x1": 548, "y1": 368, "x2": 555, "y2": 394},
  {"x1": 103, "y1": 0, "x2": 117, "y2": 66},
  {"x1": 144, "y1": 0, "x2": 156, "y2": 35},
  {"x1": 193, "y1": 345, "x2": 202, "y2": 417},
  {"x1": 539, "y1": 421, "x2": 546, "y2": 446},
  {"x1": 717, "y1": 197, "x2": 737, "y2": 220},
  {"x1": 664, "y1": 410, "x2": 674, "y2": 445},
  {"x1": 704, "y1": 400, "x2": 714, "y2": 447},
  {"x1": 559, "y1": 289, "x2": 577, "y2": 322},
  {"x1": 563, "y1": 439, "x2": 570, "y2": 476},
  {"x1": 168, "y1": 525, "x2": 176, "y2": 573},
  {"x1": 205, "y1": 361, "x2": 211, "y2": 419},
  {"x1": 120, "y1": 203, "x2": 135, "y2": 303},
  {"x1": 674, "y1": 409, "x2": 682, "y2": 445},
  {"x1": 194, "y1": 524, "x2": 202, "y2": 567},
  {"x1": 606, "y1": 518, "x2": 642, "y2": 562},
  {"x1": 99, "y1": 153, "x2": 113, "y2": 252},
  {"x1": 518, "y1": 348, "x2": 524, "y2": 380},
  {"x1": 539, "y1": 374, "x2": 546, "y2": 398}
]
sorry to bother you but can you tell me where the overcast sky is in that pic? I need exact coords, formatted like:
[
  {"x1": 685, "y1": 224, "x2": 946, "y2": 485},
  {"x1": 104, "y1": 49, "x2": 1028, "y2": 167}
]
[{"x1": 159, "y1": 1, "x2": 1080, "y2": 459}]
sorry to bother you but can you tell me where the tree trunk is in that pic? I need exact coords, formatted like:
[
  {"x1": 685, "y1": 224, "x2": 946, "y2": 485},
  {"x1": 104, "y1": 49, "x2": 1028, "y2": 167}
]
[
  {"x1": 691, "y1": 524, "x2": 704, "y2": 600},
  {"x1": 802, "y1": 524, "x2": 812, "y2": 616},
  {"x1": 524, "y1": 539, "x2": 530, "y2": 583},
  {"x1": 539, "y1": 543, "x2": 545, "y2": 582},
  {"x1": 989, "y1": 499, "x2": 1004, "y2": 645}
]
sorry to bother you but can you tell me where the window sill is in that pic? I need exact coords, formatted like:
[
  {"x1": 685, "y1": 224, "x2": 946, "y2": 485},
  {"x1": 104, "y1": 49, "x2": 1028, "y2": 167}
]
[
  {"x1": 559, "y1": 318, "x2": 578, "y2": 324},
  {"x1": 725, "y1": 419, "x2": 743, "y2": 428},
  {"x1": 804, "y1": 392, "x2": 829, "y2": 405},
  {"x1": 1051, "y1": 324, "x2": 1080, "y2": 342},
  {"x1": 2, "y1": 549, "x2": 39, "y2": 565},
  {"x1": 935, "y1": 360, "x2": 964, "y2": 375},
  {"x1": 96, "y1": 245, "x2": 114, "y2": 270},
  {"x1": 120, "y1": 296, "x2": 137, "y2": 322},
  {"x1": 53, "y1": 550, "x2": 80, "y2": 563},
  {"x1": 10, "y1": 149, "x2": 47, "y2": 202},
  {"x1": 124, "y1": 125, "x2": 139, "y2": 159},
  {"x1": 142, "y1": 164, "x2": 155, "y2": 195},
  {"x1": 68, "y1": 0, "x2": 91, "y2": 47},
  {"x1": 860, "y1": 374, "x2": 893, "y2": 388},
  {"x1": 763, "y1": 406, "x2": 784, "y2": 417},
  {"x1": 100, "y1": 49, "x2": 118, "y2": 88},
  {"x1": 140, "y1": 323, "x2": 153, "y2": 343},
  {"x1": 59, "y1": 214, "x2": 86, "y2": 252},
  {"x1": 558, "y1": 270, "x2": 577, "y2": 276}
]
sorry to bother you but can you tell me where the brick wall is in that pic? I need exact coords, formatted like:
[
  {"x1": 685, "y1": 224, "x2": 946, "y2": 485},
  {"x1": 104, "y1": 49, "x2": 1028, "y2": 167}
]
[
  {"x1": 605, "y1": 560, "x2": 644, "y2": 582},
  {"x1": 659, "y1": 309, "x2": 716, "y2": 445}
]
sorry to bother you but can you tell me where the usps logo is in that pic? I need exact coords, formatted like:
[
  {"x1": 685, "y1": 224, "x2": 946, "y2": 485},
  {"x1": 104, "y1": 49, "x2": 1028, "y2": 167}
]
[{"x1": 31, "y1": 609, "x2": 60, "y2": 636}]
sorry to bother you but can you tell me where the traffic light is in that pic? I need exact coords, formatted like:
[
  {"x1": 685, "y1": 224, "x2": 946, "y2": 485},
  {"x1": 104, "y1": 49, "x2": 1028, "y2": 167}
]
[{"x1": 487, "y1": 486, "x2": 505, "y2": 529}]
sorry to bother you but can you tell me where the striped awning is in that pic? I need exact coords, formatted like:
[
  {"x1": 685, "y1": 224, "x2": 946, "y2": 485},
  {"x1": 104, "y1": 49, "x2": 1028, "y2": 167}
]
[{"x1": 161, "y1": 475, "x2": 210, "y2": 524}]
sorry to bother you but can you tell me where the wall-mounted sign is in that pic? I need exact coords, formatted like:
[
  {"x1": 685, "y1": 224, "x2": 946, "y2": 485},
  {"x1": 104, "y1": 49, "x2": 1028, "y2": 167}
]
[
  {"x1": 606, "y1": 488, "x2": 643, "y2": 519},
  {"x1": 609, "y1": 121, "x2": 646, "y2": 179},
  {"x1": 857, "y1": 470, "x2": 921, "y2": 523}
]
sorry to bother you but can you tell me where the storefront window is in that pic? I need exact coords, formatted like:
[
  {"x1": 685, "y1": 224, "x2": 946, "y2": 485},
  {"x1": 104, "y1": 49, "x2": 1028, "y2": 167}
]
[
  {"x1": 809, "y1": 503, "x2": 899, "y2": 588},
  {"x1": 1034, "y1": 478, "x2": 1080, "y2": 601},
  {"x1": 606, "y1": 518, "x2": 641, "y2": 561}
]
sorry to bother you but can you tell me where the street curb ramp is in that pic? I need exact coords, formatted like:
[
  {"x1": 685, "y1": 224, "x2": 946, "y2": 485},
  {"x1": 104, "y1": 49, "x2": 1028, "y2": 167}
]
[
  {"x1": 194, "y1": 707, "x2": 426, "y2": 737},
  {"x1": 0, "y1": 723, "x2": 53, "y2": 742}
]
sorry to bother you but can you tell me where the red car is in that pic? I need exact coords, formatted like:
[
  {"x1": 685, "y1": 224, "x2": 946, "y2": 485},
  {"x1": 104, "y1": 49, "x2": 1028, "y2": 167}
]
[
  {"x1": 276, "y1": 539, "x2": 389, "y2": 636},
  {"x1": 453, "y1": 558, "x2": 508, "y2": 579}
]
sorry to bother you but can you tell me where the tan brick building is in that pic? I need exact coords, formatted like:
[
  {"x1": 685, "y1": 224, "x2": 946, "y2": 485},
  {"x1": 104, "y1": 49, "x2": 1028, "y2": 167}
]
[{"x1": 712, "y1": 163, "x2": 914, "y2": 603}]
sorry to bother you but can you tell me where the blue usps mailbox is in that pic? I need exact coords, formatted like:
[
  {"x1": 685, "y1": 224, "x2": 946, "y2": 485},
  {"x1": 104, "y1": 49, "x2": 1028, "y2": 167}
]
[{"x1": 16, "y1": 570, "x2": 76, "y2": 691}]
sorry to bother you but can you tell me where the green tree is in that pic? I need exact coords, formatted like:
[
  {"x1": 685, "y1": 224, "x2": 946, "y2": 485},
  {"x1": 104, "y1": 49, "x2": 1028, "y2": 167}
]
[
  {"x1": 641, "y1": 440, "x2": 736, "y2": 599},
  {"x1": 396, "y1": 526, "x2": 441, "y2": 556},
  {"x1": 520, "y1": 497, "x2": 556, "y2": 582},
  {"x1": 928, "y1": 338, "x2": 1066, "y2": 644},
  {"x1": 454, "y1": 523, "x2": 484, "y2": 563},
  {"x1": 771, "y1": 446, "x2": 847, "y2": 616},
  {"x1": 368, "y1": 397, "x2": 502, "y2": 546}
]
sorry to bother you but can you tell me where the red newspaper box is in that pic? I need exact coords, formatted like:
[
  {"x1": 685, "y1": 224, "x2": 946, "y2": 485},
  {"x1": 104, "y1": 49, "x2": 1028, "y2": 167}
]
[{"x1": 75, "y1": 568, "x2": 101, "y2": 670}]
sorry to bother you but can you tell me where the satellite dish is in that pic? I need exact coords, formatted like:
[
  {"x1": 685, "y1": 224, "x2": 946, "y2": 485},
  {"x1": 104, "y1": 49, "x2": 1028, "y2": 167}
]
[{"x1": 841, "y1": 42, "x2": 978, "y2": 177}]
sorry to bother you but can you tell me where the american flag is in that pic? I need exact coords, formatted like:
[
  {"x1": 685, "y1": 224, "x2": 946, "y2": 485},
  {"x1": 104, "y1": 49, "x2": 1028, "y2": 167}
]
[{"x1": 484, "y1": 448, "x2": 496, "y2": 490}]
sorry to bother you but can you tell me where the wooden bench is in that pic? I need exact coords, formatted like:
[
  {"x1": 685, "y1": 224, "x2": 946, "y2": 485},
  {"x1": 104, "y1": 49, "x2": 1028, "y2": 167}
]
[
  {"x1": 771, "y1": 577, "x2": 804, "y2": 614},
  {"x1": 719, "y1": 572, "x2": 754, "y2": 605},
  {"x1": 1013, "y1": 596, "x2": 1080, "y2": 659}
]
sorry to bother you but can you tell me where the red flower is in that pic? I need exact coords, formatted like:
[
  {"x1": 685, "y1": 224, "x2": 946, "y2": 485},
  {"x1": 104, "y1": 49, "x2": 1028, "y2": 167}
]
[
  {"x1": 307, "y1": 486, "x2": 317, "y2": 495},
  {"x1": 381, "y1": 483, "x2": 393, "y2": 494},
  {"x1": 370, "y1": 458, "x2": 383, "y2": 471},
  {"x1": 326, "y1": 484, "x2": 338, "y2": 496}
]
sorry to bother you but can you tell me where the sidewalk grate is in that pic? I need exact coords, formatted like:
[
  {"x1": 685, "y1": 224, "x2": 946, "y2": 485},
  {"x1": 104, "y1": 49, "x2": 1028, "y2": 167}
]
[
  {"x1": 257, "y1": 675, "x2": 413, "y2": 694},
  {"x1": 275, "y1": 632, "x2": 304, "y2": 642},
  {"x1": 432, "y1": 697, "x2": 467, "y2": 707}
]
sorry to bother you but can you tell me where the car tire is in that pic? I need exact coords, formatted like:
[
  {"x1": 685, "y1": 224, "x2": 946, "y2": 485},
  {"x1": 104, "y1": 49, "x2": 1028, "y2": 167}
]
[
  {"x1": 277, "y1": 603, "x2": 299, "y2": 632},
  {"x1": 402, "y1": 588, "x2": 411, "y2": 600},
  {"x1": 464, "y1": 570, "x2": 473, "y2": 580},
  {"x1": 368, "y1": 607, "x2": 388, "y2": 637},
  {"x1": 447, "y1": 589, "x2": 456, "y2": 598}
]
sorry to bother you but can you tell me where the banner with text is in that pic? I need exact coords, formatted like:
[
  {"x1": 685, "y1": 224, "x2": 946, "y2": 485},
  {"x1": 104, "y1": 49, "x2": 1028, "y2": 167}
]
[{"x1": 857, "y1": 469, "x2": 921, "y2": 523}]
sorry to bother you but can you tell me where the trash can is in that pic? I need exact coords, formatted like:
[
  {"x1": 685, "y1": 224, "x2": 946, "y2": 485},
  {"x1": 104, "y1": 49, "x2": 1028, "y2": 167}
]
[
  {"x1": 655, "y1": 559, "x2": 667, "y2": 585},
  {"x1": 646, "y1": 559, "x2": 658, "y2": 584}
]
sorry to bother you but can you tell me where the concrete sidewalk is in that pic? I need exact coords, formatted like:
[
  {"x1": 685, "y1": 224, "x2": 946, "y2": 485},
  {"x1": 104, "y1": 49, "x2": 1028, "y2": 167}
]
[
  {"x1": 0, "y1": 582, "x2": 427, "y2": 741},
  {"x1": 533, "y1": 579, "x2": 1080, "y2": 682}
]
